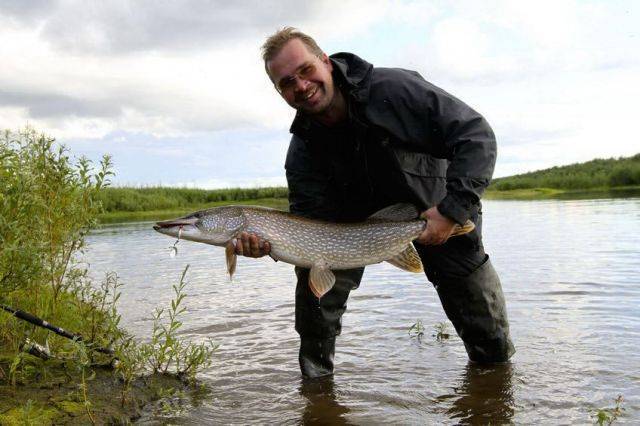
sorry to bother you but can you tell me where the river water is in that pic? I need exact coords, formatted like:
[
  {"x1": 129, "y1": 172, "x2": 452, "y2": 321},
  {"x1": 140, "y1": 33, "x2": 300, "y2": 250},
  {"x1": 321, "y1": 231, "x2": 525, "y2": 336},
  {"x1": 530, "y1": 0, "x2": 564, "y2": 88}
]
[{"x1": 84, "y1": 198, "x2": 640, "y2": 424}]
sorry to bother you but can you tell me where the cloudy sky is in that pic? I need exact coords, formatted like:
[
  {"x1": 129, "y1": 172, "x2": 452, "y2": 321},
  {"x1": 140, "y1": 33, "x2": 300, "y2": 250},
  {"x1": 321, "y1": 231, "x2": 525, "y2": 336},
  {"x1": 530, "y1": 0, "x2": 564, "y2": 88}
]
[{"x1": 1, "y1": 0, "x2": 638, "y2": 188}]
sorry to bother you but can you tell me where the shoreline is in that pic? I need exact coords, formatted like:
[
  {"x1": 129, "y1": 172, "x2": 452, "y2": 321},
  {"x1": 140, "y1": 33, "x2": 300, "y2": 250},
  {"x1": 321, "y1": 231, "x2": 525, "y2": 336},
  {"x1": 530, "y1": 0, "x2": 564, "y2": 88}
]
[
  {"x1": 98, "y1": 197, "x2": 289, "y2": 224},
  {"x1": 97, "y1": 186, "x2": 640, "y2": 224},
  {"x1": 0, "y1": 360, "x2": 190, "y2": 424},
  {"x1": 484, "y1": 185, "x2": 640, "y2": 200}
]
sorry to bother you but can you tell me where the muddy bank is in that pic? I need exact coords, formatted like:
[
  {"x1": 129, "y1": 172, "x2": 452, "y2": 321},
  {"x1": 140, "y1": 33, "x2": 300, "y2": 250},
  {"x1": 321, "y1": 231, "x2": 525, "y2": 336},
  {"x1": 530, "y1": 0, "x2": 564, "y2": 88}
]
[{"x1": 0, "y1": 357, "x2": 193, "y2": 425}]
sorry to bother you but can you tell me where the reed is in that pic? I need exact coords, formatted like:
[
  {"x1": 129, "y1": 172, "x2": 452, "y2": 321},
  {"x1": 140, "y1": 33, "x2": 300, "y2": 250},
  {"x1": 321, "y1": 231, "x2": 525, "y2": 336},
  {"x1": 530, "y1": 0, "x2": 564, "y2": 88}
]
[{"x1": 97, "y1": 185, "x2": 288, "y2": 213}]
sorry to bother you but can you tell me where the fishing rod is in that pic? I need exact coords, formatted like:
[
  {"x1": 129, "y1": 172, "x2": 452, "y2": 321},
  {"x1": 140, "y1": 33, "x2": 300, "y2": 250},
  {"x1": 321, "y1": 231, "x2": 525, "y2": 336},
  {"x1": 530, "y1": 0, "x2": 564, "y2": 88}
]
[{"x1": 0, "y1": 303, "x2": 114, "y2": 356}]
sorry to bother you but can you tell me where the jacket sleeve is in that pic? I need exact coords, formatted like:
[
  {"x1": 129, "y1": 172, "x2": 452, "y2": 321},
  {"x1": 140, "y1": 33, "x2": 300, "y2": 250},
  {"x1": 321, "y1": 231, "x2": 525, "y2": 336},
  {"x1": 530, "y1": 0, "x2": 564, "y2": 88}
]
[
  {"x1": 428, "y1": 83, "x2": 496, "y2": 224},
  {"x1": 284, "y1": 135, "x2": 337, "y2": 220},
  {"x1": 368, "y1": 68, "x2": 496, "y2": 225},
  {"x1": 406, "y1": 72, "x2": 496, "y2": 225}
]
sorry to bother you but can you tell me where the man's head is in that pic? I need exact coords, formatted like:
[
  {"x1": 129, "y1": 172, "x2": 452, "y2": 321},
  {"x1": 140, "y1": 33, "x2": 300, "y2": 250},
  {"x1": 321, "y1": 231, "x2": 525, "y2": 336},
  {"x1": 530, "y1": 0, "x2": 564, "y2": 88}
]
[{"x1": 262, "y1": 27, "x2": 337, "y2": 116}]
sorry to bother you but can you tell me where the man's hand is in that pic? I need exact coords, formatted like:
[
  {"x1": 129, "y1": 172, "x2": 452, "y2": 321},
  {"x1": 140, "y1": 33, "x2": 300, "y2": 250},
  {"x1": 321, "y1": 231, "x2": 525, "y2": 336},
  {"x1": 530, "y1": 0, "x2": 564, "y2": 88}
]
[
  {"x1": 417, "y1": 206, "x2": 457, "y2": 246},
  {"x1": 234, "y1": 232, "x2": 271, "y2": 258}
]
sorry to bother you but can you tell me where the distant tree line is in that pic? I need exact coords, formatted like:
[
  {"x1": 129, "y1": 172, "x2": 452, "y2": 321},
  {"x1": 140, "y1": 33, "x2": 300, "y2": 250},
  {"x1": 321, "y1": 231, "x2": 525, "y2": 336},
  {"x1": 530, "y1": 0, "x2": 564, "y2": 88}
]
[
  {"x1": 97, "y1": 186, "x2": 289, "y2": 212},
  {"x1": 490, "y1": 153, "x2": 640, "y2": 191},
  {"x1": 98, "y1": 154, "x2": 640, "y2": 211}
]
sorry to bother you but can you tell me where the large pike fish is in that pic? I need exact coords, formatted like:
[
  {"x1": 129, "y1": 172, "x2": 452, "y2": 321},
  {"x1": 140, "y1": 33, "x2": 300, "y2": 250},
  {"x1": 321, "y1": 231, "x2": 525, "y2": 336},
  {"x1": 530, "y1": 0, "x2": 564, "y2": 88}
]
[{"x1": 153, "y1": 204, "x2": 474, "y2": 298}]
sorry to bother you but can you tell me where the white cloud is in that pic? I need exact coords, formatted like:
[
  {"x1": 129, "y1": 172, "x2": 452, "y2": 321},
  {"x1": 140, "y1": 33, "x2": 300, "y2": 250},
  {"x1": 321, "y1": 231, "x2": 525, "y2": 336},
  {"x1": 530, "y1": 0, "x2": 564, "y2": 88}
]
[{"x1": 1, "y1": 0, "x2": 638, "y2": 186}]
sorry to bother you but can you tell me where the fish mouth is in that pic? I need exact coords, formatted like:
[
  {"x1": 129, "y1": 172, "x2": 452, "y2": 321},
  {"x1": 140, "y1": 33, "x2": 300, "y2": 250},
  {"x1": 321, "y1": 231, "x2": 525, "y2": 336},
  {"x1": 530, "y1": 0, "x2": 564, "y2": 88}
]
[{"x1": 153, "y1": 217, "x2": 198, "y2": 231}]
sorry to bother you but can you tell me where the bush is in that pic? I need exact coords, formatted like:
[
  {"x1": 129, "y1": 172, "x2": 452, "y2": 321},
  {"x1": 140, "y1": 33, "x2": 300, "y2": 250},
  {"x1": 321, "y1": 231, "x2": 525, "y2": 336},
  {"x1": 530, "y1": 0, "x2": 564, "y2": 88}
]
[
  {"x1": 609, "y1": 164, "x2": 640, "y2": 186},
  {"x1": 490, "y1": 154, "x2": 640, "y2": 191},
  {"x1": 1, "y1": 129, "x2": 215, "y2": 413},
  {"x1": 0, "y1": 128, "x2": 112, "y2": 295}
]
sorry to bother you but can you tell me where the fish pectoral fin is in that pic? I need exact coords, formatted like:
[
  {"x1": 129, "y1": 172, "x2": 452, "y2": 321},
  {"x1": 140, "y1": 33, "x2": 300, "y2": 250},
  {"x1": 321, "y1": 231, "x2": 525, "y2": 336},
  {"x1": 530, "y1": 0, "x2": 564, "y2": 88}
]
[
  {"x1": 385, "y1": 243, "x2": 423, "y2": 273},
  {"x1": 309, "y1": 264, "x2": 336, "y2": 298},
  {"x1": 225, "y1": 241, "x2": 237, "y2": 281},
  {"x1": 451, "y1": 220, "x2": 475, "y2": 237},
  {"x1": 367, "y1": 203, "x2": 420, "y2": 222}
]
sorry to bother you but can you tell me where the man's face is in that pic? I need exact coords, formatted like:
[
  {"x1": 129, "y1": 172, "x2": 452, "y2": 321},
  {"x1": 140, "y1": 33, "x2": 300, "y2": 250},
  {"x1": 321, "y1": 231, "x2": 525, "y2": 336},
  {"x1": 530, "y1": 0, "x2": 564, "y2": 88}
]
[{"x1": 266, "y1": 38, "x2": 335, "y2": 116}]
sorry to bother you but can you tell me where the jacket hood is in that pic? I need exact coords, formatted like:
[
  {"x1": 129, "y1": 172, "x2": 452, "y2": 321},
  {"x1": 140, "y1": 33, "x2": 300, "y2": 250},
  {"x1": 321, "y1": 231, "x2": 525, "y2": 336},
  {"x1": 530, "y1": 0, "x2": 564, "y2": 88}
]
[{"x1": 329, "y1": 52, "x2": 373, "y2": 103}]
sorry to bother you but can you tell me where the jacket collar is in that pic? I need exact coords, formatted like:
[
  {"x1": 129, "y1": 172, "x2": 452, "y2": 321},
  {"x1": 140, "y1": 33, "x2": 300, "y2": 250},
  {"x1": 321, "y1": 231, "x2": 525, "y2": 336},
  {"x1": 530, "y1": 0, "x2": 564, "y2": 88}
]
[{"x1": 289, "y1": 52, "x2": 373, "y2": 137}]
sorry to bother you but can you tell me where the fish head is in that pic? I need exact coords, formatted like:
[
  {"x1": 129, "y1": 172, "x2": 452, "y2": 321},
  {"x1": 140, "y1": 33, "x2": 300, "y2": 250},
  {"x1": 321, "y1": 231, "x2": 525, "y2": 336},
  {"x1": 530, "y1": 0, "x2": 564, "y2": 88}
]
[{"x1": 153, "y1": 206, "x2": 245, "y2": 246}]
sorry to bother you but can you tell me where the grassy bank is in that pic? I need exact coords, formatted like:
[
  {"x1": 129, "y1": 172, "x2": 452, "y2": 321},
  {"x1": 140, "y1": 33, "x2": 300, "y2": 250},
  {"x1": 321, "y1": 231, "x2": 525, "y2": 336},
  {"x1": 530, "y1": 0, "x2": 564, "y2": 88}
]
[
  {"x1": 99, "y1": 197, "x2": 289, "y2": 223},
  {"x1": 97, "y1": 185, "x2": 289, "y2": 223},
  {"x1": 490, "y1": 153, "x2": 640, "y2": 191},
  {"x1": 486, "y1": 153, "x2": 640, "y2": 200},
  {"x1": 1, "y1": 129, "x2": 214, "y2": 424},
  {"x1": 98, "y1": 186, "x2": 288, "y2": 213},
  {"x1": 97, "y1": 153, "x2": 640, "y2": 224},
  {"x1": 485, "y1": 185, "x2": 640, "y2": 200}
]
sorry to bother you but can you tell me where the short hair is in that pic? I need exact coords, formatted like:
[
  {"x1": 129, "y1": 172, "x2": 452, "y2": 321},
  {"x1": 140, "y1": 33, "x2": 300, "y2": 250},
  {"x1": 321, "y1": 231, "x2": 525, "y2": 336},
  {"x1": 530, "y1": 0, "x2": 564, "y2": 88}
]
[{"x1": 261, "y1": 27, "x2": 324, "y2": 66}]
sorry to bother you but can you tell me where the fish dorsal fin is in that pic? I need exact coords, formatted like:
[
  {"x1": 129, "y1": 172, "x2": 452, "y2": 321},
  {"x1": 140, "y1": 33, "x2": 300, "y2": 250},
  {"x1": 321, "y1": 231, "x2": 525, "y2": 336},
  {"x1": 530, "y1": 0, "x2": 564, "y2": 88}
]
[
  {"x1": 368, "y1": 203, "x2": 420, "y2": 222},
  {"x1": 309, "y1": 263, "x2": 336, "y2": 298},
  {"x1": 385, "y1": 243, "x2": 423, "y2": 273},
  {"x1": 225, "y1": 241, "x2": 237, "y2": 281}
]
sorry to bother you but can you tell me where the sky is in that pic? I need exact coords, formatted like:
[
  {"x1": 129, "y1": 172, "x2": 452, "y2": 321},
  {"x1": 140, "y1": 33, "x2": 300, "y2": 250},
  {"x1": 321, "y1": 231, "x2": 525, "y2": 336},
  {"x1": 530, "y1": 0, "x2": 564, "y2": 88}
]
[{"x1": 1, "y1": 0, "x2": 638, "y2": 188}]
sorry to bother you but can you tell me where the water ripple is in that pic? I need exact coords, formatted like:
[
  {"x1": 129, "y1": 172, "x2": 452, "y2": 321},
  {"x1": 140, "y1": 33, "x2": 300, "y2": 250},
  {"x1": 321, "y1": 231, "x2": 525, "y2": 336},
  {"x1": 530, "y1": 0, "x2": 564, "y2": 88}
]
[{"x1": 85, "y1": 198, "x2": 640, "y2": 424}]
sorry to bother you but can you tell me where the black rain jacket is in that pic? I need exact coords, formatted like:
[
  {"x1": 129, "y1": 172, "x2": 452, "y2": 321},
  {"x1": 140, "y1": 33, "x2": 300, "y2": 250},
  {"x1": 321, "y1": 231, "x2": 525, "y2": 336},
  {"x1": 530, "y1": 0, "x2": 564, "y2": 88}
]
[{"x1": 284, "y1": 53, "x2": 496, "y2": 226}]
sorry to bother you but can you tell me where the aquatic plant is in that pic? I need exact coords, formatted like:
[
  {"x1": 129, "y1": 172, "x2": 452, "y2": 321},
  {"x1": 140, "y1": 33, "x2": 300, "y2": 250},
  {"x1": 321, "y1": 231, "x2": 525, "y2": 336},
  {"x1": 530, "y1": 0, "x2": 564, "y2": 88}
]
[
  {"x1": 433, "y1": 322, "x2": 451, "y2": 341},
  {"x1": 593, "y1": 395, "x2": 624, "y2": 425},
  {"x1": 408, "y1": 320, "x2": 452, "y2": 342},
  {"x1": 408, "y1": 319, "x2": 425, "y2": 340}
]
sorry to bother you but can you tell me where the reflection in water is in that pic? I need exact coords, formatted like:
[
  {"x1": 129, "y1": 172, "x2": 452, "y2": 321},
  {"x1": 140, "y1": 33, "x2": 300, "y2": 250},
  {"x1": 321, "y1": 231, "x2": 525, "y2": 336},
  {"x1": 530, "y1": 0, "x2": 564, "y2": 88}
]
[
  {"x1": 446, "y1": 362, "x2": 514, "y2": 424},
  {"x1": 299, "y1": 376, "x2": 351, "y2": 425}
]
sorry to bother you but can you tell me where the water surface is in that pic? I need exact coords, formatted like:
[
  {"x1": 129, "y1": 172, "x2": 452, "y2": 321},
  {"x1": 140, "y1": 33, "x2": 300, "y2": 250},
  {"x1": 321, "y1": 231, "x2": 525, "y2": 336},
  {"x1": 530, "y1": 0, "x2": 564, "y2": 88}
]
[{"x1": 85, "y1": 198, "x2": 640, "y2": 424}]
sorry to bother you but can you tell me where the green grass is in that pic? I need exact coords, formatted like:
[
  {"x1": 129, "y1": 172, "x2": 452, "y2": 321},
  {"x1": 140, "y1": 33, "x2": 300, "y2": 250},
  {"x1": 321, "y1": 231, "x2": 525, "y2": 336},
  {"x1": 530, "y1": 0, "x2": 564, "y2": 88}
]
[
  {"x1": 98, "y1": 186, "x2": 288, "y2": 213},
  {"x1": 97, "y1": 153, "x2": 640, "y2": 225},
  {"x1": 485, "y1": 185, "x2": 640, "y2": 200},
  {"x1": 98, "y1": 197, "x2": 289, "y2": 223}
]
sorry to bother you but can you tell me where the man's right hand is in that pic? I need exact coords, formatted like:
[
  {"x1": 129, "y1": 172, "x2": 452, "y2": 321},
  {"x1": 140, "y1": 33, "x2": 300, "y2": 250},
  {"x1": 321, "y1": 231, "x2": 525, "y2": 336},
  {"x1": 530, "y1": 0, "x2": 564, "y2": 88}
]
[{"x1": 234, "y1": 232, "x2": 271, "y2": 258}]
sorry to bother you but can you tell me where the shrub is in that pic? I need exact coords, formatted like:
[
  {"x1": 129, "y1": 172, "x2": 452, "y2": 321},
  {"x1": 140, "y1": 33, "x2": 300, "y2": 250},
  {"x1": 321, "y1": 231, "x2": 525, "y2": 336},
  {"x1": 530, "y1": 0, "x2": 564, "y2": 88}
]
[{"x1": 0, "y1": 128, "x2": 112, "y2": 296}]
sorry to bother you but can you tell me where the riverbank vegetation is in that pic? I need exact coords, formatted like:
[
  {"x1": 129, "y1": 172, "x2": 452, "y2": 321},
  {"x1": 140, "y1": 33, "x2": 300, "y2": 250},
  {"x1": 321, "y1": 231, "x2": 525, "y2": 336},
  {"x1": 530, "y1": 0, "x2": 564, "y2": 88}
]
[
  {"x1": 0, "y1": 129, "x2": 214, "y2": 423},
  {"x1": 96, "y1": 153, "x2": 640, "y2": 223},
  {"x1": 485, "y1": 153, "x2": 640, "y2": 199},
  {"x1": 98, "y1": 186, "x2": 288, "y2": 223}
]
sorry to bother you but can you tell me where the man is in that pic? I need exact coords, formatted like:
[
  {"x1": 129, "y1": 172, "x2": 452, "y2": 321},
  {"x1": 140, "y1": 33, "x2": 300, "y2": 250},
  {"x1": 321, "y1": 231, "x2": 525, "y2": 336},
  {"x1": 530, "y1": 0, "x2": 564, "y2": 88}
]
[{"x1": 235, "y1": 27, "x2": 515, "y2": 379}]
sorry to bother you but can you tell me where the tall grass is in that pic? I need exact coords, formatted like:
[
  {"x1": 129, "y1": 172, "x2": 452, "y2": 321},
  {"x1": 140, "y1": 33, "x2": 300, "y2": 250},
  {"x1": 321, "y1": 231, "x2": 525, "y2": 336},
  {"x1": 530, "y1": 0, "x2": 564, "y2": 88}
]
[
  {"x1": 490, "y1": 153, "x2": 640, "y2": 191},
  {"x1": 100, "y1": 154, "x2": 640, "y2": 213},
  {"x1": 98, "y1": 186, "x2": 288, "y2": 213}
]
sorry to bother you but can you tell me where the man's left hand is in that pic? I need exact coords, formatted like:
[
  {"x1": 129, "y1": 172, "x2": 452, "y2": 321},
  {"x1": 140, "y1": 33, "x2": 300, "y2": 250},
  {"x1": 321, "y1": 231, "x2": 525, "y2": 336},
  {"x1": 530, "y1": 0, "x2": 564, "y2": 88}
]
[{"x1": 417, "y1": 206, "x2": 457, "y2": 245}]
